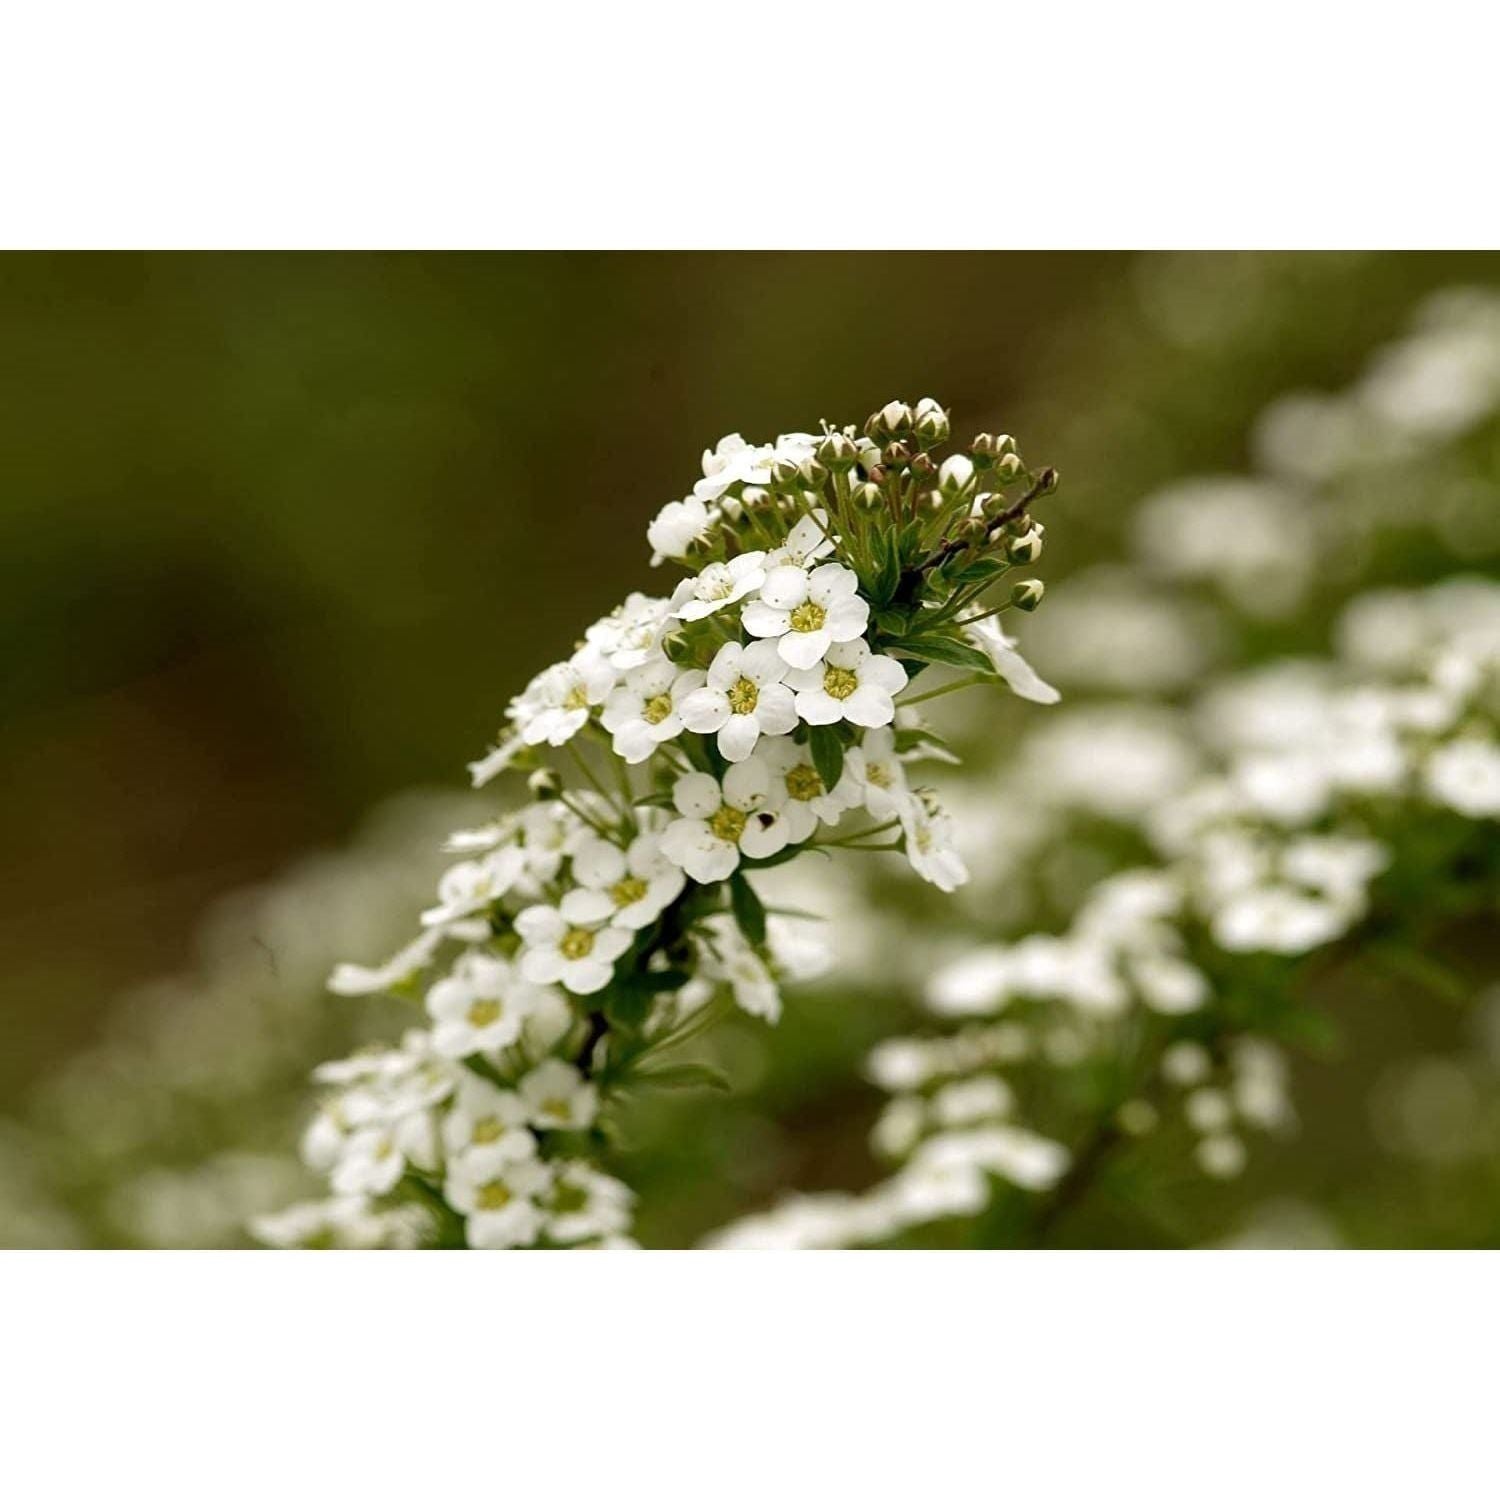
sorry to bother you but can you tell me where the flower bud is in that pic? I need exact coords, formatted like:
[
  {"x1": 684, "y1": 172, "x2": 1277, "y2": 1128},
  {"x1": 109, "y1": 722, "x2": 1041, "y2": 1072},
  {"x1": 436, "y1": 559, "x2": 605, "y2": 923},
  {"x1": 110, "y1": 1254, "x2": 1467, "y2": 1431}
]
[
  {"x1": 527, "y1": 768, "x2": 562, "y2": 801},
  {"x1": 950, "y1": 516, "x2": 988, "y2": 551},
  {"x1": 769, "y1": 457, "x2": 802, "y2": 488},
  {"x1": 851, "y1": 481, "x2": 885, "y2": 511},
  {"x1": 908, "y1": 451, "x2": 936, "y2": 481},
  {"x1": 815, "y1": 431, "x2": 859, "y2": 469},
  {"x1": 662, "y1": 630, "x2": 695, "y2": 665},
  {"x1": 995, "y1": 452, "x2": 1025, "y2": 483},
  {"x1": 970, "y1": 432, "x2": 1017, "y2": 466},
  {"x1": 912, "y1": 398, "x2": 950, "y2": 444},
  {"x1": 1007, "y1": 525, "x2": 1044, "y2": 565},
  {"x1": 798, "y1": 456, "x2": 829, "y2": 488},
  {"x1": 938, "y1": 453, "x2": 975, "y2": 497},
  {"x1": 865, "y1": 399, "x2": 913, "y2": 442},
  {"x1": 883, "y1": 440, "x2": 912, "y2": 469},
  {"x1": 1011, "y1": 578, "x2": 1045, "y2": 612}
]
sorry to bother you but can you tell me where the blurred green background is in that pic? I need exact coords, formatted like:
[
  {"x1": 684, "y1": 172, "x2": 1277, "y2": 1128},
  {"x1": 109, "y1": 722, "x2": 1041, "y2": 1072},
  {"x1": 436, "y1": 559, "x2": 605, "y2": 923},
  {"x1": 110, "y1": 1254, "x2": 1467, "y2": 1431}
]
[{"x1": 4, "y1": 252, "x2": 1499, "y2": 1247}]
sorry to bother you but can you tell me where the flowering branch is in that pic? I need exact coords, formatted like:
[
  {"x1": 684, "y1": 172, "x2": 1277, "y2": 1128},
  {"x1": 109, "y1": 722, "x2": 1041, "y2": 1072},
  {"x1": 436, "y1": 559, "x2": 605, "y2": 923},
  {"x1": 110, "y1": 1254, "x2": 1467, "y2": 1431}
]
[{"x1": 255, "y1": 398, "x2": 1062, "y2": 1250}]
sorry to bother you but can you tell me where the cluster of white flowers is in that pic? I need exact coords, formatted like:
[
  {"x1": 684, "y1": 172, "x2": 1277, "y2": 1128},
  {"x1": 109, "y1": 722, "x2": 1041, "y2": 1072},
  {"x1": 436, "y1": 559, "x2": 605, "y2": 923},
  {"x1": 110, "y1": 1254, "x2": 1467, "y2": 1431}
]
[
  {"x1": 709, "y1": 574, "x2": 1499, "y2": 1248},
  {"x1": 258, "y1": 399, "x2": 1062, "y2": 1249}
]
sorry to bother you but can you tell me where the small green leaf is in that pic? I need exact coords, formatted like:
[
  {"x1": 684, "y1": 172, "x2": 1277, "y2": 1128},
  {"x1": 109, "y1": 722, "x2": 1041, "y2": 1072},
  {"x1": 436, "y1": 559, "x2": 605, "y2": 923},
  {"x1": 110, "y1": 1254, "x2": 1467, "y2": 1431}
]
[
  {"x1": 729, "y1": 871, "x2": 767, "y2": 946},
  {"x1": 808, "y1": 723, "x2": 845, "y2": 792},
  {"x1": 636, "y1": 1062, "x2": 733, "y2": 1093},
  {"x1": 895, "y1": 635, "x2": 996, "y2": 674},
  {"x1": 948, "y1": 558, "x2": 1008, "y2": 585}
]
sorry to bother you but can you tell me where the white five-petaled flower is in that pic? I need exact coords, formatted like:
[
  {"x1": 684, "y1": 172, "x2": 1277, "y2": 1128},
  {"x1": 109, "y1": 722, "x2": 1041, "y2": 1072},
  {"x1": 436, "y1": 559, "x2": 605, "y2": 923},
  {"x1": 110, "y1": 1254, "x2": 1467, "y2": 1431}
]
[
  {"x1": 513, "y1": 646, "x2": 617, "y2": 747},
  {"x1": 961, "y1": 615, "x2": 1061, "y2": 706},
  {"x1": 424, "y1": 951, "x2": 554, "y2": 1058},
  {"x1": 571, "y1": 831, "x2": 686, "y2": 930},
  {"x1": 545, "y1": 1162, "x2": 634, "y2": 1244},
  {"x1": 440, "y1": 1073, "x2": 535, "y2": 1161},
  {"x1": 751, "y1": 735, "x2": 863, "y2": 843},
  {"x1": 669, "y1": 550, "x2": 768, "y2": 622},
  {"x1": 660, "y1": 761, "x2": 790, "y2": 882},
  {"x1": 898, "y1": 789, "x2": 969, "y2": 893},
  {"x1": 518, "y1": 1058, "x2": 599, "y2": 1131},
  {"x1": 585, "y1": 592, "x2": 671, "y2": 670},
  {"x1": 445, "y1": 1152, "x2": 552, "y2": 1250},
  {"x1": 678, "y1": 639, "x2": 798, "y2": 762},
  {"x1": 515, "y1": 891, "x2": 634, "y2": 995},
  {"x1": 420, "y1": 846, "x2": 527, "y2": 929},
  {"x1": 785, "y1": 639, "x2": 908, "y2": 728},
  {"x1": 843, "y1": 726, "x2": 913, "y2": 820},
  {"x1": 601, "y1": 657, "x2": 704, "y2": 764},
  {"x1": 743, "y1": 561, "x2": 871, "y2": 671},
  {"x1": 766, "y1": 510, "x2": 836, "y2": 570},
  {"x1": 694, "y1": 432, "x2": 818, "y2": 503},
  {"x1": 646, "y1": 495, "x2": 712, "y2": 564}
]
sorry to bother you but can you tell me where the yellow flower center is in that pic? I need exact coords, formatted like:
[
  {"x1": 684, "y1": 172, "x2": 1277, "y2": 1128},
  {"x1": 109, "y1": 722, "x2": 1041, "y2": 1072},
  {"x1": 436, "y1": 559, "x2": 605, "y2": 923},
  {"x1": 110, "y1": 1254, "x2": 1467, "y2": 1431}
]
[
  {"x1": 709, "y1": 805, "x2": 748, "y2": 843},
  {"x1": 552, "y1": 1181, "x2": 588, "y2": 1215},
  {"x1": 560, "y1": 927, "x2": 596, "y2": 960},
  {"x1": 727, "y1": 676, "x2": 759, "y2": 715},
  {"x1": 476, "y1": 1182, "x2": 513, "y2": 1211},
  {"x1": 789, "y1": 600, "x2": 827, "y2": 634},
  {"x1": 610, "y1": 876, "x2": 650, "y2": 908},
  {"x1": 867, "y1": 762, "x2": 892, "y2": 788},
  {"x1": 563, "y1": 684, "x2": 590, "y2": 710},
  {"x1": 785, "y1": 765, "x2": 824, "y2": 801},
  {"x1": 822, "y1": 665, "x2": 859, "y2": 701},
  {"x1": 641, "y1": 693, "x2": 673, "y2": 725},
  {"x1": 471, "y1": 1116, "x2": 504, "y2": 1145},
  {"x1": 466, "y1": 999, "x2": 502, "y2": 1029},
  {"x1": 541, "y1": 1097, "x2": 572, "y2": 1122}
]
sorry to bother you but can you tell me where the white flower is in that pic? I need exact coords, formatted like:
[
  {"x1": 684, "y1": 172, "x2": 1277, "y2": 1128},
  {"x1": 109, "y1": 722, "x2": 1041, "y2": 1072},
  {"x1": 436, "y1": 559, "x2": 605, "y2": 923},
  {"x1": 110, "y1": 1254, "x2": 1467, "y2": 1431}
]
[
  {"x1": 669, "y1": 551, "x2": 768, "y2": 622},
  {"x1": 1212, "y1": 885, "x2": 1350, "y2": 954},
  {"x1": 961, "y1": 615, "x2": 1061, "y2": 705},
  {"x1": 786, "y1": 639, "x2": 907, "y2": 728},
  {"x1": 420, "y1": 847, "x2": 526, "y2": 929},
  {"x1": 445, "y1": 1153, "x2": 551, "y2": 1249},
  {"x1": 328, "y1": 927, "x2": 444, "y2": 997},
  {"x1": 440, "y1": 1073, "x2": 534, "y2": 1161},
  {"x1": 518, "y1": 1058, "x2": 599, "y2": 1131},
  {"x1": 513, "y1": 647, "x2": 617, "y2": 748},
  {"x1": 601, "y1": 657, "x2": 704, "y2": 764},
  {"x1": 545, "y1": 1162, "x2": 633, "y2": 1244},
  {"x1": 678, "y1": 639, "x2": 798, "y2": 763},
  {"x1": 660, "y1": 761, "x2": 790, "y2": 882},
  {"x1": 750, "y1": 735, "x2": 862, "y2": 842},
  {"x1": 329, "y1": 1112, "x2": 438, "y2": 1197},
  {"x1": 1425, "y1": 737, "x2": 1500, "y2": 817},
  {"x1": 424, "y1": 951, "x2": 556, "y2": 1058},
  {"x1": 515, "y1": 890, "x2": 634, "y2": 996},
  {"x1": 647, "y1": 495, "x2": 711, "y2": 564},
  {"x1": 696, "y1": 914, "x2": 782, "y2": 1022},
  {"x1": 467, "y1": 731, "x2": 525, "y2": 788},
  {"x1": 251, "y1": 1196, "x2": 425, "y2": 1250},
  {"x1": 742, "y1": 561, "x2": 871, "y2": 671},
  {"x1": 571, "y1": 831, "x2": 686, "y2": 930},
  {"x1": 899, "y1": 790, "x2": 969, "y2": 892},
  {"x1": 766, "y1": 510, "x2": 835, "y2": 569},
  {"x1": 694, "y1": 432, "x2": 817, "y2": 503},
  {"x1": 585, "y1": 592, "x2": 671, "y2": 670},
  {"x1": 843, "y1": 726, "x2": 913, "y2": 819},
  {"x1": 1196, "y1": 1134, "x2": 1248, "y2": 1179}
]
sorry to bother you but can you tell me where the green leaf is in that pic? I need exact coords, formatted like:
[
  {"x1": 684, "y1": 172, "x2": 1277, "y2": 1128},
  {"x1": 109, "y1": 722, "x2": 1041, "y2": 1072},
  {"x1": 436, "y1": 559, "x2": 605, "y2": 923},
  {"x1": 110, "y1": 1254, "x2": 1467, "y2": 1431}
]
[
  {"x1": 728, "y1": 871, "x2": 767, "y2": 946},
  {"x1": 869, "y1": 530, "x2": 901, "y2": 607},
  {"x1": 948, "y1": 558, "x2": 1008, "y2": 586},
  {"x1": 636, "y1": 1062, "x2": 732, "y2": 1093},
  {"x1": 808, "y1": 723, "x2": 845, "y2": 793},
  {"x1": 895, "y1": 635, "x2": 996, "y2": 674}
]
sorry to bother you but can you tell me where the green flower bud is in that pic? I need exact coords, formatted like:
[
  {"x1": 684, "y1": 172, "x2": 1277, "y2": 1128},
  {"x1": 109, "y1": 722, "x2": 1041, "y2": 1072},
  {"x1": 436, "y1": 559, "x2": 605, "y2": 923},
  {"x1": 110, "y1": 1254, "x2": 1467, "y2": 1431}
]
[
  {"x1": 995, "y1": 452, "x2": 1025, "y2": 483},
  {"x1": 883, "y1": 440, "x2": 912, "y2": 469},
  {"x1": 816, "y1": 431, "x2": 859, "y2": 469},
  {"x1": 865, "y1": 400, "x2": 913, "y2": 442},
  {"x1": 912, "y1": 397, "x2": 950, "y2": 444},
  {"x1": 908, "y1": 451, "x2": 936, "y2": 481},
  {"x1": 851, "y1": 481, "x2": 885, "y2": 511},
  {"x1": 1011, "y1": 578, "x2": 1045, "y2": 612},
  {"x1": 969, "y1": 432, "x2": 1017, "y2": 466},
  {"x1": 938, "y1": 453, "x2": 975, "y2": 497},
  {"x1": 662, "y1": 630, "x2": 695, "y2": 665},
  {"x1": 1007, "y1": 525, "x2": 1044, "y2": 565},
  {"x1": 798, "y1": 456, "x2": 829, "y2": 488},
  {"x1": 528, "y1": 768, "x2": 563, "y2": 801},
  {"x1": 769, "y1": 457, "x2": 802, "y2": 488}
]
